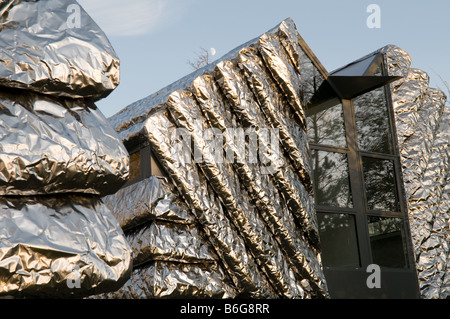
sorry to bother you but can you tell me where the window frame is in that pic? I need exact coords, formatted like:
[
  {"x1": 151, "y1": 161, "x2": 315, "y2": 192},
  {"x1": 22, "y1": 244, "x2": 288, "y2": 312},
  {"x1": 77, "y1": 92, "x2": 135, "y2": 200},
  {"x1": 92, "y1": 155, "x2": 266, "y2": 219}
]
[
  {"x1": 309, "y1": 59, "x2": 416, "y2": 272},
  {"x1": 123, "y1": 140, "x2": 167, "y2": 188}
]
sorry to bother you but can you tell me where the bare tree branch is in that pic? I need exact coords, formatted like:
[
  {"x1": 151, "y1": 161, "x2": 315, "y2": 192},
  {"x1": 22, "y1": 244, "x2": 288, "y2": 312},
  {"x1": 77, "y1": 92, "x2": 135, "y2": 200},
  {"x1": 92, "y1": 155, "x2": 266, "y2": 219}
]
[{"x1": 187, "y1": 47, "x2": 210, "y2": 70}]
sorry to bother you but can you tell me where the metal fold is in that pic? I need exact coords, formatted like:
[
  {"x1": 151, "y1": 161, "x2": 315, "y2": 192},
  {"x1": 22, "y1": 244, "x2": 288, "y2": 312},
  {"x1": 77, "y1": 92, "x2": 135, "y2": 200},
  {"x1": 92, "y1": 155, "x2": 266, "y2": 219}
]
[
  {"x1": 0, "y1": 195, "x2": 132, "y2": 298},
  {"x1": 0, "y1": 89, "x2": 129, "y2": 196},
  {"x1": 96, "y1": 261, "x2": 237, "y2": 299},
  {"x1": 102, "y1": 176, "x2": 194, "y2": 231},
  {"x1": 235, "y1": 47, "x2": 319, "y2": 250},
  {"x1": 126, "y1": 221, "x2": 217, "y2": 267},
  {"x1": 104, "y1": 17, "x2": 329, "y2": 299},
  {"x1": 0, "y1": 0, "x2": 131, "y2": 298},
  {"x1": 192, "y1": 72, "x2": 327, "y2": 297},
  {"x1": 0, "y1": 0, "x2": 120, "y2": 101},
  {"x1": 144, "y1": 110, "x2": 276, "y2": 298},
  {"x1": 166, "y1": 88, "x2": 305, "y2": 298},
  {"x1": 382, "y1": 45, "x2": 449, "y2": 299}
]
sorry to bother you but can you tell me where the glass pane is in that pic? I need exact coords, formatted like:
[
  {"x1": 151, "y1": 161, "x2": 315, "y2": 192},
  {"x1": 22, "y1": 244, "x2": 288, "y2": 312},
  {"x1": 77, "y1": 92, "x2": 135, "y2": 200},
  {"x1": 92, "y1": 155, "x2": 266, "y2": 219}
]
[
  {"x1": 362, "y1": 157, "x2": 399, "y2": 212},
  {"x1": 298, "y1": 46, "x2": 326, "y2": 107},
  {"x1": 306, "y1": 99, "x2": 346, "y2": 147},
  {"x1": 353, "y1": 87, "x2": 393, "y2": 154},
  {"x1": 332, "y1": 54, "x2": 377, "y2": 76},
  {"x1": 311, "y1": 150, "x2": 353, "y2": 208},
  {"x1": 318, "y1": 213, "x2": 360, "y2": 267},
  {"x1": 129, "y1": 151, "x2": 141, "y2": 181},
  {"x1": 368, "y1": 216, "x2": 407, "y2": 268}
]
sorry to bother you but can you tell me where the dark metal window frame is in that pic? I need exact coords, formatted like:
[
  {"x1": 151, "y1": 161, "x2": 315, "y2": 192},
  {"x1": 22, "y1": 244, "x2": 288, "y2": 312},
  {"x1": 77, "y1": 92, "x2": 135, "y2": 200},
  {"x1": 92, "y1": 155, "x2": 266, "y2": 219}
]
[
  {"x1": 123, "y1": 138, "x2": 167, "y2": 188},
  {"x1": 310, "y1": 58, "x2": 416, "y2": 273}
]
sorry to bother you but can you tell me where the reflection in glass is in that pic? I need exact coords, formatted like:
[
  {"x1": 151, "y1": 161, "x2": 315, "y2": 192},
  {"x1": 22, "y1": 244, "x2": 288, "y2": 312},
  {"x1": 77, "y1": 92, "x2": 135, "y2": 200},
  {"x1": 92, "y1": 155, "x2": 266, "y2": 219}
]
[
  {"x1": 368, "y1": 216, "x2": 407, "y2": 268},
  {"x1": 298, "y1": 46, "x2": 326, "y2": 107},
  {"x1": 353, "y1": 87, "x2": 393, "y2": 154},
  {"x1": 317, "y1": 213, "x2": 360, "y2": 267},
  {"x1": 362, "y1": 157, "x2": 399, "y2": 212},
  {"x1": 312, "y1": 150, "x2": 352, "y2": 208},
  {"x1": 306, "y1": 99, "x2": 346, "y2": 147},
  {"x1": 332, "y1": 54, "x2": 378, "y2": 76}
]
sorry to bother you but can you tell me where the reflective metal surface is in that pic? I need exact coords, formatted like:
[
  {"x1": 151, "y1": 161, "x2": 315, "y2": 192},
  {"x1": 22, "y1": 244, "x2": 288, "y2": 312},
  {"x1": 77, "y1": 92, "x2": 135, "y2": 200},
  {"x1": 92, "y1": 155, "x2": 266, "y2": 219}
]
[
  {"x1": 383, "y1": 45, "x2": 449, "y2": 299},
  {"x1": 0, "y1": 89, "x2": 129, "y2": 196},
  {"x1": 97, "y1": 261, "x2": 237, "y2": 299},
  {"x1": 0, "y1": 0, "x2": 120, "y2": 101},
  {"x1": 108, "y1": 18, "x2": 329, "y2": 299},
  {"x1": 0, "y1": 195, "x2": 132, "y2": 298},
  {"x1": 102, "y1": 176, "x2": 194, "y2": 231},
  {"x1": 0, "y1": 0, "x2": 131, "y2": 297},
  {"x1": 144, "y1": 111, "x2": 278, "y2": 298}
]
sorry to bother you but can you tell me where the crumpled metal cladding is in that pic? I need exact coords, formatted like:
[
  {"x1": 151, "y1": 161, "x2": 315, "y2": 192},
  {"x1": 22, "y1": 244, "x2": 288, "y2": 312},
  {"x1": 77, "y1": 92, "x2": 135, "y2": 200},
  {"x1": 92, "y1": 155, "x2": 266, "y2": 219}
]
[
  {"x1": 98, "y1": 176, "x2": 238, "y2": 299},
  {"x1": 97, "y1": 261, "x2": 237, "y2": 299},
  {"x1": 0, "y1": 195, "x2": 132, "y2": 298},
  {"x1": 166, "y1": 88, "x2": 305, "y2": 298},
  {"x1": 0, "y1": 0, "x2": 120, "y2": 101},
  {"x1": 192, "y1": 73, "x2": 327, "y2": 295},
  {"x1": 107, "y1": 18, "x2": 328, "y2": 299},
  {"x1": 382, "y1": 45, "x2": 450, "y2": 299},
  {"x1": 144, "y1": 110, "x2": 277, "y2": 298},
  {"x1": 126, "y1": 221, "x2": 217, "y2": 267},
  {"x1": 0, "y1": 0, "x2": 131, "y2": 297},
  {"x1": 0, "y1": 89, "x2": 129, "y2": 196},
  {"x1": 102, "y1": 176, "x2": 195, "y2": 231},
  {"x1": 235, "y1": 47, "x2": 319, "y2": 250}
]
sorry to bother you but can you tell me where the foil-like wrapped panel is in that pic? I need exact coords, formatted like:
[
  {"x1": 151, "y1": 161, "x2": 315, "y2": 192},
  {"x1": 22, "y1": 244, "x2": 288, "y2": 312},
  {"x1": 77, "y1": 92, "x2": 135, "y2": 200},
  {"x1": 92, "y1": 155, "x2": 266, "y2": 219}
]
[
  {"x1": 383, "y1": 45, "x2": 450, "y2": 299},
  {"x1": 258, "y1": 33, "x2": 306, "y2": 128},
  {"x1": 192, "y1": 72, "x2": 327, "y2": 297},
  {"x1": 144, "y1": 110, "x2": 277, "y2": 298},
  {"x1": 0, "y1": 195, "x2": 132, "y2": 298},
  {"x1": 0, "y1": 0, "x2": 131, "y2": 298},
  {"x1": 0, "y1": 0, "x2": 120, "y2": 101},
  {"x1": 102, "y1": 176, "x2": 194, "y2": 231},
  {"x1": 0, "y1": 90, "x2": 129, "y2": 196},
  {"x1": 105, "y1": 17, "x2": 329, "y2": 299},
  {"x1": 126, "y1": 222, "x2": 216, "y2": 267},
  {"x1": 236, "y1": 47, "x2": 319, "y2": 249},
  {"x1": 166, "y1": 88, "x2": 305, "y2": 298},
  {"x1": 99, "y1": 261, "x2": 237, "y2": 299}
]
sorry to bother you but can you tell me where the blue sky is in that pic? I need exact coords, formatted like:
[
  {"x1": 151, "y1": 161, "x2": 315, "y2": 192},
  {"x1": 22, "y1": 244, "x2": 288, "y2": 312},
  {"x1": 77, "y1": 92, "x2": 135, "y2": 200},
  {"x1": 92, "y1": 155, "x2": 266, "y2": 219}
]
[{"x1": 77, "y1": 0, "x2": 450, "y2": 118}]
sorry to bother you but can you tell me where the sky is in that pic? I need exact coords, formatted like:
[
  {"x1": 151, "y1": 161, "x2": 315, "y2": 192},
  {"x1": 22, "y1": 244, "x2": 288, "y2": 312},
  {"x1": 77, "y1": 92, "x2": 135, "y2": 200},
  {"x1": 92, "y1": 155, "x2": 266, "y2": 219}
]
[{"x1": 76, "y1": 0, "x2": 450, "y2": 119}]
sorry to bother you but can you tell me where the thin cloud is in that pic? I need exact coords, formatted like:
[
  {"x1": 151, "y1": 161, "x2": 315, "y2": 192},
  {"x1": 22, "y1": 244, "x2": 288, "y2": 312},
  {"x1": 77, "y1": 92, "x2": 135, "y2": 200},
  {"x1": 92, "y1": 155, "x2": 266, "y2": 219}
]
[{"x1": 77, "y1": 0, "x2": 185, "y2": 37}]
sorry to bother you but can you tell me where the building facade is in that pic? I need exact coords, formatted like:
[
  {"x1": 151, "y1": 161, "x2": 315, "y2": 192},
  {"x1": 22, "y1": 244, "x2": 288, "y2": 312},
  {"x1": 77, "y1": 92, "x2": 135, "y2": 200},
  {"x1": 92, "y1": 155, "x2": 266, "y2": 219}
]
[
  {"x1": 0, "y1": 1, "x2": 447, "y2": 299},
  {"x1": 103, "y1": 19, "x2": 449, "y2": 299}
]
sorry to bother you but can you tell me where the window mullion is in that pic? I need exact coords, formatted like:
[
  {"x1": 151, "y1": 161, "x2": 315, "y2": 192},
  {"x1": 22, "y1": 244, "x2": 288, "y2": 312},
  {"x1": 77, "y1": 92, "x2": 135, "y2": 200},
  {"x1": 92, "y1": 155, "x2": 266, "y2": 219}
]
[{"x1": 341, "y1": 99, "x2": 373, "y2": 267}]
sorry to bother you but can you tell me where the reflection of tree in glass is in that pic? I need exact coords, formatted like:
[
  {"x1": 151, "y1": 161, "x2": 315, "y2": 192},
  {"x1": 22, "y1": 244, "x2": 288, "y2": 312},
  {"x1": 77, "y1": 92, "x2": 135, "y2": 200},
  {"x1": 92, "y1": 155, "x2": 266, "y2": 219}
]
[
  {"x1": 368, "y1": 216, "x2": 403, "y2": 236},
  {"x1": 353, "y1": 87, "x2": 393, "y2": 154},
  {"x1": 362, "y1": 157, "x2": 399, "y2": 212},
  {"x1": 297, "y1": 47, "x2": 325, "y2": 107},
  {"x1": 307, "y1": 101, "x2": 346, "y2": 147},
  {"x1": 312, "y1": 150, "x2": 352, "y2": 208}
]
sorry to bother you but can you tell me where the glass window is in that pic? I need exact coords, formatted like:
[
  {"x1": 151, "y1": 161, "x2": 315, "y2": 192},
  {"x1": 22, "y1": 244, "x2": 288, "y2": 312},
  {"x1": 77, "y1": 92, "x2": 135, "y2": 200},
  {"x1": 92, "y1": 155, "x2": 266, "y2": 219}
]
[
  {"x1": 362, "y1": 157, "x2": 399, "y2": 212},
  {"x1": 368, "y1": 216, "x2": 407, "y2": 268},
  {"x1": 311, "y1": 150, "x2": 353, "y2": 208},
  {"x1": 129, "y1": 151, "x2": 141, "y2": 181},
  {"x1": 332, "y1": 54, "x2": 377, "y2": 76},
  {"x1": 317, "y1": 213, "x2": 360, "y2": 267},
  {"x1": 306, "y1": 99, "x2": 346, "y2": 147},
  {"x1": 353, "y1": 87, "x2": 393, "y2": 154}
]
